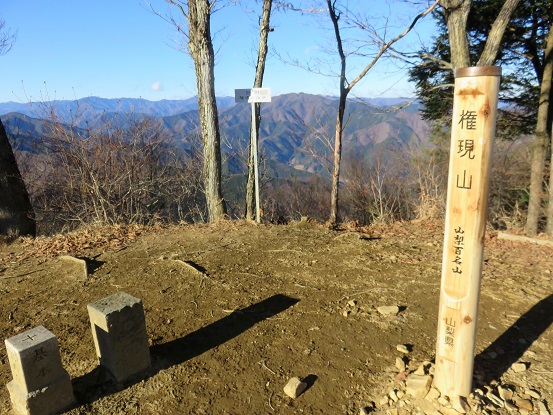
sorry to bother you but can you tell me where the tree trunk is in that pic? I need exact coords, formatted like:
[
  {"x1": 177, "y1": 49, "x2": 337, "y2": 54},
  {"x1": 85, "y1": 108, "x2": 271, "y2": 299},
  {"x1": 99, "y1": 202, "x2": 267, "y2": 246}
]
[
  {"x1": 188, "y1": 0, "x2": 226, "y2": 222},
  {"x1": 0, "y1": 118, "x2": 36, "y2": 238},
  {"x1": 328, "y1": 0, "x2": 348, "y2": 225},
  {"x1": 246, "y1": 0, "x2": 272, "y2": 221},
  {"x1": 330, "y1": 92, "x2": 347, "y2": 225},
  {"x1": 526, "y1": 22, "x2": 553, "y2": 236},
  {"x1": 440, "y1": 0, "x2": 471, "y2": 69},
  {"x1": 477, "y1": 0, "x2": 521, "y2": 66},
  {"x1": 541, "y1": 23, "x2": 553, "y2": 236}
]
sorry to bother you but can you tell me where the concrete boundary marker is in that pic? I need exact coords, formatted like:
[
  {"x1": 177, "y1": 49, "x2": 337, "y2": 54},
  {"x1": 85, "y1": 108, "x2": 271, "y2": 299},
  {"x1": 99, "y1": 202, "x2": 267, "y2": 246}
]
[
  {"x1": 5, "y1": 326, "x2": 75, "y2": 415},
  {"x1": 87, "y1": 291, "x2": 151, "y2": 383}
]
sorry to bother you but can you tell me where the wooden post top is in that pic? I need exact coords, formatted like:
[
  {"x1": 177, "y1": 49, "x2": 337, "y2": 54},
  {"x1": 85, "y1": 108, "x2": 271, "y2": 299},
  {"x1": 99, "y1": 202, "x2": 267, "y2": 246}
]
[{"x1": 455, "y1": 66, "x2": 502, "y2": 78}]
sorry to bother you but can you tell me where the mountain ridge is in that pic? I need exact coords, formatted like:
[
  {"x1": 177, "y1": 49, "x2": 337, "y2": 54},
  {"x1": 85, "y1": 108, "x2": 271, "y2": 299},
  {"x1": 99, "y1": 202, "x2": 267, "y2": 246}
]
[{"x1": 2, "y1": 93, "x2": 429, "y2": 176}]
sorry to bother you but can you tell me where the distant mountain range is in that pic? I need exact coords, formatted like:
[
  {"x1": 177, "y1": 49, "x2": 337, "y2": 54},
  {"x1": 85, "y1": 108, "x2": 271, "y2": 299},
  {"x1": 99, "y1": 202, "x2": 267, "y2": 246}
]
[
  {"x1": 1, "y1": 94, "x2": 429, "y2": 176},
  {"x1": 0, "y1": 96, "x2": 237, "y2": 123}
]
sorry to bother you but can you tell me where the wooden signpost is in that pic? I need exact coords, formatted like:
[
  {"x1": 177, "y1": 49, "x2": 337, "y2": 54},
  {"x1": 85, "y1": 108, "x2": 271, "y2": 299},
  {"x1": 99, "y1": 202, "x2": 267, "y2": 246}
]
[
  {"x1": 434, "y1": 66, "x2": 501, "y2": 398},
  {"x1": 234, "y1": 88, "x2": 271, "y2": 223}
]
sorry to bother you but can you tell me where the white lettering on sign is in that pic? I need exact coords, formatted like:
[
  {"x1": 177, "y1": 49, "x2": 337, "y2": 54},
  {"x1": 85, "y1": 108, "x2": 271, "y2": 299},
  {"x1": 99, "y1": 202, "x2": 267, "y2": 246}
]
[{"x1": 235, "y1": 88, "x2": 272, "y2": 103}]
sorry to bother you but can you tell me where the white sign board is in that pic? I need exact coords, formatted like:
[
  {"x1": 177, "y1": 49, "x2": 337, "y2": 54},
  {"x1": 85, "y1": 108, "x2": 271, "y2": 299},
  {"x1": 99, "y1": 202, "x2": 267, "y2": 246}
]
[
  {"x1": 249, "y1": 88, "x2": 271, "y2": 103},
  {"x1": 234, "y1": 88, "x2": 272, "y2": 104}
]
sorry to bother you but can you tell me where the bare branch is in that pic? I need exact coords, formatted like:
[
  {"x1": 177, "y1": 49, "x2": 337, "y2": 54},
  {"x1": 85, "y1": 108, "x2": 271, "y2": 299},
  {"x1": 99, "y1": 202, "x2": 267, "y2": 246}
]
[
  {"x1": 419, "y1": 53, "x2": 453, "y2": 70},
  {"x1": 347, "y1": 0, "x2": 440, "y2": 91},
  {"x1": 0, "y1": 19, "x2": 17, "y2": 55}
]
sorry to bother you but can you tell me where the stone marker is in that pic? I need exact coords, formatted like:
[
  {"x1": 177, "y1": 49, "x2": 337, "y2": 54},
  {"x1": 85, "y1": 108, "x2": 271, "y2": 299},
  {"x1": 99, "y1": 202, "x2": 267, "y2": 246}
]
[
  {"x1": 59, "y1": 255, "x2": 88, "y2": 280},
  {"x1": 283, "y1": 377, "x2": 307, "y2": 398},
  {"x1": 87, "y1": 291, "x2": 151, "y2": 383},
  {"x1": 5, "y1": 326, "x2": 75, "y2": 415}
]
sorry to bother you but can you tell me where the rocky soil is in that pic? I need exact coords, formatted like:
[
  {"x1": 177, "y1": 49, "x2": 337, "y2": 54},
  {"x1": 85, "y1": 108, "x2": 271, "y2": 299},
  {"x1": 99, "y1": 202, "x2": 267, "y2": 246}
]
[{"x1": 0, "y1": 219, "x2": 551, "y2": 414}]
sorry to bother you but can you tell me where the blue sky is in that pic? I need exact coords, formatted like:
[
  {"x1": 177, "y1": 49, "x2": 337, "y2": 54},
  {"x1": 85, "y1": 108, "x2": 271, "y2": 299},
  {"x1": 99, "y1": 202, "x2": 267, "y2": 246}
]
[{"x1": 0, "y1": 0, "x2": 437, "y2": 103}]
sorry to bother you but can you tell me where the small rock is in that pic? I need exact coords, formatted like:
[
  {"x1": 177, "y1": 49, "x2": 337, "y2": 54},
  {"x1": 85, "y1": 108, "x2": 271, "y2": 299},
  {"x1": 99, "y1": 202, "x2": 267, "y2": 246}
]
[
  {"x1": 471, "y1": 403, "x2": 483, "y2": 413},
  {"x1": 486, "y1": 351, "x2": 498, "y2": 360},
  {"x1": 343, "y1": 309, "x2": 351, "y2": 317},
  {"x1": 395, "y1": 371, "x2": 408, "y2": 382},
  {"x1": 379, "y1": 396, "x2": 389, "y2": 407},
  {"x1": 437, "y1": 396, "x2": 450, "y2": 407},
  {"x1": 396, "y1": 357, "x2": 407, "y2": 372},
  {"x1": 486, "y1": 392, "x2": 504, "y2": 408},
  {"x1": 513, "y1": 397, "x2": 533, "y2": 411},
  {"x1": 525, "y1": 389, "x2": 541, "y2": 399},
  {"x1": 397, "y1": 344, "x2": 410, "y2": 354},
  {"x1": 511, "y1": 362, "x2": 528, "y2": 373},
  {"x1": 397, "y1": 391, "x2": 405, "y2": 400},
  {"x1": 537, "y1": 401, "x2": 550, "y2": 415},
  {"x1": 442, "y1": 407, "x2": 463, "y2": 415},
  {"x1": 425, "y1": 387, "x2": 441, "y2": 401},
  {"x1": 406, "y1": 374, "x2": 432, "y2": 399},
  {"x1": 451, "y1": 396, "x2": 470, "y2": 414},
  {"x1": 498, "y1": 385, "x2": 513, "y2": 401},
  {"x1": 390, "y1": 390, "x2": 399, "y2": 402},
  {"x1": 389, "y1": 408, "x2": 398, "y2": 415},
  {"x1": 378, "y1": 305, "x2": 400, "y2": 316},
  {"x1": 504, "y1": 401, "x2": 518, "y2": 412},
  {"x1": 360, "y1": 408, "x2": 369, "y2": 415},
  {"x1": 283, "y1": 377, "x2": 307, "y2": 398},
  {"x1": 348, "y1": 300, "x2": 358, "y2": 307},
  {"x1": 414, "y1": 362, "x2": 429, "y2": 376}
]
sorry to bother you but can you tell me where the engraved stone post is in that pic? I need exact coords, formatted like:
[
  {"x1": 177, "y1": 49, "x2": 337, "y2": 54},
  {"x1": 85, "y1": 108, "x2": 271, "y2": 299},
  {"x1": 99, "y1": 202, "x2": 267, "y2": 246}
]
[
  {"x1": 5, "y1": 326, "x2": 75, "y2": 415},
  {"x1": 87, "y1": 291, "x2": 151, "y2": 383},
  {"x1": 434, "y1": 66, "x2": 501, "y2": 398}
]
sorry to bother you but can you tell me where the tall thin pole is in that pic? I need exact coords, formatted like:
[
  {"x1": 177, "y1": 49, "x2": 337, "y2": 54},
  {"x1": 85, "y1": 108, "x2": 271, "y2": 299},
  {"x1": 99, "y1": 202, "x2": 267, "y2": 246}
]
[
  {"x1": 434, "y1": 66, "x2": 501, "y2": 398},
  {"x1": 251, "y1": 101, "x2": 261, "y2": 223}
]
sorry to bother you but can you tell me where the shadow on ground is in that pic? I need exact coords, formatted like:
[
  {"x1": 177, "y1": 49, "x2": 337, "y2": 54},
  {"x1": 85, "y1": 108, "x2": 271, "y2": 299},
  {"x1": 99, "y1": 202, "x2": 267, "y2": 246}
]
[
  {"x1": 474, "y1": 293, "x2": 553, "y2": 385},
  {"x1": 72, "y1": 294, "x2": 299, "y2": 406}
]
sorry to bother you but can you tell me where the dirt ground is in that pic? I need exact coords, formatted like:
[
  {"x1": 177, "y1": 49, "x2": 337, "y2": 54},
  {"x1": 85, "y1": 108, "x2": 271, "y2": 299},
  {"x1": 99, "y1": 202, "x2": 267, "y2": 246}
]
[{"x1": 0, "y1": 219, "x2": 551, "y2": 414}]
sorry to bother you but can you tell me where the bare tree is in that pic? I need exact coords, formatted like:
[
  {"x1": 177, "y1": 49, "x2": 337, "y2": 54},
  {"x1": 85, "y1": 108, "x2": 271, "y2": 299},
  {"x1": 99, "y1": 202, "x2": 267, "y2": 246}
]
[
  {"x1": 323, "y1": 0, "x2": 439, "y2": 225},
  {"x1": 0, "y1": 19, "x2": 36, "y2": 239},
  {"x1": 246, "y1": 0, "x2": 273, "y2": 221},
  {"x1": 163, "y1": 0, "x2": 227, "y2": 222},
  {"x1": 528, "y1": 21, "x2": 553, "y2": 236}
]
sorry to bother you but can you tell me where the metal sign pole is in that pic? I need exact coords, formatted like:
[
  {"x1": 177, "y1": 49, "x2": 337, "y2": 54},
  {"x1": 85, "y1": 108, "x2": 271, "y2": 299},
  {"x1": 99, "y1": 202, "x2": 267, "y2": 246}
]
[
  {"x1": 234, "y1": 88, "x2": 271, "y2": 224},
  {"x1": 252, "y1": 101, "x2": 261, "y2": 223},
  {"x1": 434, "y1": 66, "x2": 501, "y2": 398}
]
